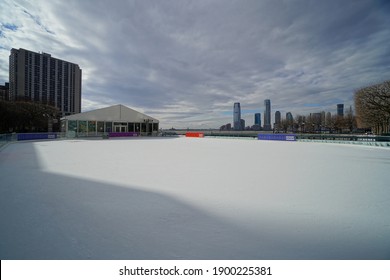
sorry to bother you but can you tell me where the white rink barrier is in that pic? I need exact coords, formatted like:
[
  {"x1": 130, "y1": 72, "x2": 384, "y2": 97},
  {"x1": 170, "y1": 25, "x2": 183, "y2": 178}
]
[{"x1": 298, "y1": 139, "x2": 390, "y2": 147}]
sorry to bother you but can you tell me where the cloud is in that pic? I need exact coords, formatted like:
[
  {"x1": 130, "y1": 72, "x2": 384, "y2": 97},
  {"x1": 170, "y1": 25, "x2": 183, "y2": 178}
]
[
  {"x1": 0, "y1": 0, "x2": 389, "y2": 128},
  {"x1": 22, "y1": 9, "x2": 54, "y2": 35}
]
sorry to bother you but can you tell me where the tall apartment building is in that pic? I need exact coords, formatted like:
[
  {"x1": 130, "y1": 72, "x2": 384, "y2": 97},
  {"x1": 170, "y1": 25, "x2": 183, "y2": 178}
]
[
  {"x1": 9, "y1": 48, "x2": 82, "y2": 116},
  {"x1": 263, "y1": 99, "x2": 271, "y2": 131}
]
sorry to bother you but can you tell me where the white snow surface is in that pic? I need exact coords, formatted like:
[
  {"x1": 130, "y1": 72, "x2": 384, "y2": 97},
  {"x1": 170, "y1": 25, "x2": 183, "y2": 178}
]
[{"x1": 0, "y1": 137, "x2": 389, "y2": 260}]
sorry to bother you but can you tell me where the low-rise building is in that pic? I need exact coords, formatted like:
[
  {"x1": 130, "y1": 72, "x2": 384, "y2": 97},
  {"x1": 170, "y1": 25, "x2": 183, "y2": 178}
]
[{"x1": 61, "y1": 104, "x2": 159, "y2": 137}]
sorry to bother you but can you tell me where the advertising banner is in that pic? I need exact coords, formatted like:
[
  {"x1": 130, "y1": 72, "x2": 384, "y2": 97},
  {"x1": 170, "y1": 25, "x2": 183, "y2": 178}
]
[
  {"x1": 17, "y1": 133, "x2": 57, "y2": 141},
  {"x1": 258, "y1": 134, "x2": 296, "y2": 141},
  {"x1": 108, "y1": 132, "x2": 138, "y2": 137},
  {"x1": 186, "y1": 132, "x2": 205, "y2": 138}
]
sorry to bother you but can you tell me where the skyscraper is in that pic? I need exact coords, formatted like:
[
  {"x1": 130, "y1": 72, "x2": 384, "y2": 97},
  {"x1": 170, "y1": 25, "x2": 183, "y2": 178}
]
[
  {"x1": 263, "y1": 99, "x2": 271, "y2": 131},
  {"x1": 233, "y1": 102, "x2": 241, "y2": 130},
  {"x1": 240, "y1": 119, "x2": 245, "y2": 130},
  {"x1": 254, "y1": 113, "x2": 261, "y2": 126},
  {"x1": 337, "y1": 104, "x2": 344, "y2": 117},
  {"x1": 9, "y1": 48, "x2": 82, "y2": 116},
  {"x1": 275, "y1": 111, "x2": 281, "y2": 125},
  {"x1": 286, "y1": 112, "x2": 293, "y2": 122}
]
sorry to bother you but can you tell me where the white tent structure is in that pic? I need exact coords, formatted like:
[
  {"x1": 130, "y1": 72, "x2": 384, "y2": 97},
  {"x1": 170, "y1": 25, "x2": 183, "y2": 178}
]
[{"x1": 61, "y1": 104, "x2": 159, "y2": 137}]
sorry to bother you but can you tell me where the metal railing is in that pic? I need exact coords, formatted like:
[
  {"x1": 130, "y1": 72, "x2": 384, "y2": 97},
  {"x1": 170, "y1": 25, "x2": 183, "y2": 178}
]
[
  {"x1": 0, "y1": 130, "x2": 161, "y2": 149},
  {"x1": 2, "y1": 131, "x2": 389, "y2": 150},
  {"x1": 296, "y1": 133, "x2": 390, "y2": 142},
  {"x1": 0, "y1": 133, "x2": 61, "y2": 148}
]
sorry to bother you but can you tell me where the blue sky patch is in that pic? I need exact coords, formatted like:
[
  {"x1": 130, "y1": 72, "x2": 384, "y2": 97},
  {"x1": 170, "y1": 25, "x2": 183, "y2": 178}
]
[{"x1": 2, "y1": 23, "x2": 18, "y2": 31}]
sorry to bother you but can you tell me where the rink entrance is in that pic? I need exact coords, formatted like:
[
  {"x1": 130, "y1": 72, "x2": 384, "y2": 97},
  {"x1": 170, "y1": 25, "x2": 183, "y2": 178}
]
[{"x1": 114, "y1": 123, "x2": 127, "y2": 133}]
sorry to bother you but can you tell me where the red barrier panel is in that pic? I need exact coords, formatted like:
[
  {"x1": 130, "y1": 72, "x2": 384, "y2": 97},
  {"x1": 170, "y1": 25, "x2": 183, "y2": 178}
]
[{"x1": 185, "y1": 132, "x2": 204, "y2": 138}]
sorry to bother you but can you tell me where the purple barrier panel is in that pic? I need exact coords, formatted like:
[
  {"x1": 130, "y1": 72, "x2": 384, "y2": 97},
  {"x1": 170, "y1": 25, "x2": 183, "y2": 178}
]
[
  {"x1": 258, "y1": 134, "x2": 296, "y2": 141},
  {"x1": 17, "y1": 133, "x2": 57, "y2": 141},
  {"x1": 108, "y1": 132, "x2": 138, "y2": 137}
]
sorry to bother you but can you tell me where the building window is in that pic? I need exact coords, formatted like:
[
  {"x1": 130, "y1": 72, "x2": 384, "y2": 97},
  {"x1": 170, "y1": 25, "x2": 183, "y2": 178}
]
[
  {"x1": 88, "y1": 121, "x2": 96, "y2": 134},
  {"x1": 68, "y1": 120, "x2": 77, "y2": 132},
  {"x1": 97, "y1": 121, "x2": 104, "y2": 132},
  {"x1": 128, "y1": 123, "x2": 135, "y2": 132},
  {"x1": 78, "y1": 121, "x2": 87, "y2": 133},
  {"x1": 105, "y1": 122, "x2": 112, "y2": 133}
]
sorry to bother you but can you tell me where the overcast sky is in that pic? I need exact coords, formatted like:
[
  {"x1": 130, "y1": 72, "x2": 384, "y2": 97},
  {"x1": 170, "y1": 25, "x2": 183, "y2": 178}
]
[{"x1": 1, "y1": 0, "x2": 389, "y2": 128}]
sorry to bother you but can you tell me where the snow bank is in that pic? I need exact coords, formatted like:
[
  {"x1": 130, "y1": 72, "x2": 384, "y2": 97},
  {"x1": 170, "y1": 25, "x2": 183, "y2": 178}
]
[{"x1": 0, "y1": 137, "x2": 389, "y2": 259}]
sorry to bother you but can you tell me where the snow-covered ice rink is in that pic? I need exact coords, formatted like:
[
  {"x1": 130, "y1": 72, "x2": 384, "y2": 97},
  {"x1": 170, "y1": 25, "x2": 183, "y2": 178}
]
[{"x1": 0, "y1": 137, "x2": 389, "y2": 259}]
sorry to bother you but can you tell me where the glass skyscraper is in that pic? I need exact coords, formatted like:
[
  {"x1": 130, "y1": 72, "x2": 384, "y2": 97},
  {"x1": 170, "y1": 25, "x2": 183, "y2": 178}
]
[
  {"x1": 337, "y1": 104, "x2": 344, "y2": 116},
  {"x1": 275, "y1": 111, "x2": 281, "y2": 125},
  {"x1": 254, "y1": 113, "x2": 261, "y2": 126},
  {"x1": 286, "y1": 112, "x2": 293, "y2": 122},
  {"x1": 263, "y1": 99, "x2": 271, "y2": 131},
  {"x1": 233, "y1": 102, "x2": 241, "y2": 130}
]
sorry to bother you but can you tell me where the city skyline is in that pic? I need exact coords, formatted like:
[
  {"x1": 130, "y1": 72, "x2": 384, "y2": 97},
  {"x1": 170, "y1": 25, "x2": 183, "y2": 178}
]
[
  {"x1": 226, "y1": 100, "x2": 347, "y2": 131},
  {"x1": 1, "y1": 0, "x2": 389, "y2": 128}
]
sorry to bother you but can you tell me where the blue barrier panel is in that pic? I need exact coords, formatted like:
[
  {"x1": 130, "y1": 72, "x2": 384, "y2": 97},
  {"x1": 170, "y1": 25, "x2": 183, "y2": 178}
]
[
  {"x1": 17, "y1": 133, "x2": 57, "y2": 141},
  {"x1": 258, "y1": 134, "x2": 296, "y2": 141}
]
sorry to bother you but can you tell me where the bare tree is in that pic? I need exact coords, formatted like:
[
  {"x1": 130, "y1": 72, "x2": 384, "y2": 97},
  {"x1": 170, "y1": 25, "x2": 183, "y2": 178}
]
[
  {"x1": 295, "y1": 115, "x2": 306, "y2": 133},
  {"x1": 333, "y1": 115, "x2": 345, "y2": 133},
  {"x1": 355, "y1": 80, "x2": 390, "y2": 134},
  {"x1": 344, "y1": 106, "x2": 357, "y2": 132}
]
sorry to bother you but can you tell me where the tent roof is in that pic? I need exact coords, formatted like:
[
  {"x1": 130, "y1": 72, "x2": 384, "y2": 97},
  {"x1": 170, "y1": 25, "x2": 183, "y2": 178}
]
[{"x1": 61, "y1": 104, "x2": 159, "y2": 123}]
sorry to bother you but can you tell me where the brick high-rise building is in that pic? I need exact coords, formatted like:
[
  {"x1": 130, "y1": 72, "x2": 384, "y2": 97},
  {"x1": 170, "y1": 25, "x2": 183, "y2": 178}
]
[{"x1": 9, "y1": 48, "x2": 82, "y2": 116}]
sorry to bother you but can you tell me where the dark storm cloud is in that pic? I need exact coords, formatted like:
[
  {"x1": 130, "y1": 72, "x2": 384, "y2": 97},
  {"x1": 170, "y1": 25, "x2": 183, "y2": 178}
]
[{"x1": 0, "y1": 0, "x2": 389, "y2": 128}]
